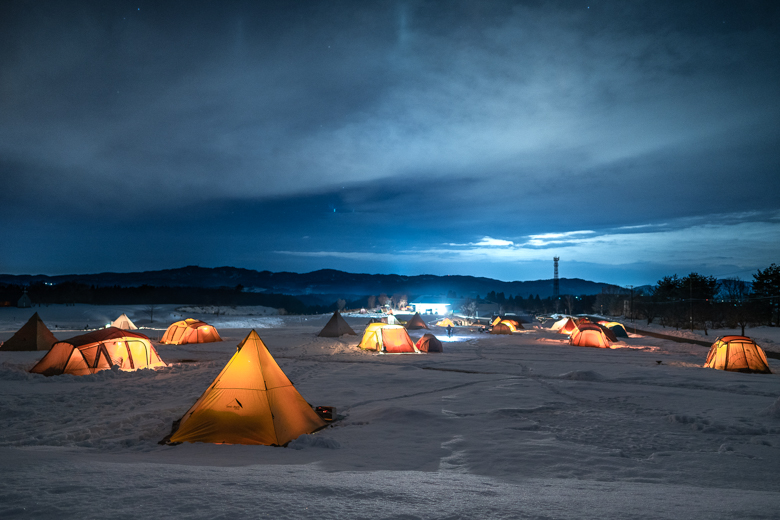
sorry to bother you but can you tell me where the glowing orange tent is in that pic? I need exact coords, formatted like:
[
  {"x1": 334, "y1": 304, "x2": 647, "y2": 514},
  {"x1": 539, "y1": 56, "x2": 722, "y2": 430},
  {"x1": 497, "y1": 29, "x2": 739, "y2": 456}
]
[
  {"x1": 318, "y1": 310, "x2": 356, "y2": 337},
  {"x1": 569, "y1": 327, "x2": 612, "y2": 348},
  {"x1": 0, "y1": 312, "x2": 58, "y2": 351},
  {"x1": 501, "y1": 319, "x2": 523, "y2": 331},
  {"x1": 166, "y1": 330, "x2": 326, "y2": 445},
  {"x1": 405, "y1": 313, "x2": 429, "y2": 330},
  {"x1": 555, "y1": 318, "x2": 578, "y2": 335},
  {"x1": 30, "y1": 327, "x2": 166, "y2": 376},
  {"x1": 358, "y1": 323, "x2": 418, "y2": 353},
  {"x1": 582, "y1": 323, "x2": 618, "y2": 342},
  {"x1": 416, "y1": 333, "x2": 443, "y2": 353},
  {"x1": 704, "y1": 336, "x2": 772, "y2": 374},
  {"x1": 160, "y1": 319, "x2": 222, "y2": 345},
  {"x1": 491, "y1": 323, "x2": 513, "y2": 334}
]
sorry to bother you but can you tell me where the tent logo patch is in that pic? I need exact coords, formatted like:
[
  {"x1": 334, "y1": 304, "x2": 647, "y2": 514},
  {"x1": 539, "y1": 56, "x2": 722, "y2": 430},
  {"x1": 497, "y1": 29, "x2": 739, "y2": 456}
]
[{"x1": 226, "y1": 398, "x2": 243, "y2": 410}]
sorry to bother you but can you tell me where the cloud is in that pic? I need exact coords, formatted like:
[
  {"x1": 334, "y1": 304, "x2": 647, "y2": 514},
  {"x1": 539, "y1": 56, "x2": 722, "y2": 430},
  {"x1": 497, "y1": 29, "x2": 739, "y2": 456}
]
[{"x1": 277, "y1": 215, "x2": 780, "y2": 280}]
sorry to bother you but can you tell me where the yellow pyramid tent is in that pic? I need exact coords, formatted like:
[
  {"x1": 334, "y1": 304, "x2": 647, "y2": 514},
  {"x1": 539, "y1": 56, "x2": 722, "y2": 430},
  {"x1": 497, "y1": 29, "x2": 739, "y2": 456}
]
[
  {"x1": 435, "y1": 318, "x2": 455, "y2": 328},
  {"x1": 167, "y1": 330, "x2": 326, "y2": 445},
  {"x1": 0, "y1": 312, "x2": 58, "y2": 351},
  {"x1": 704, "y1": 336, "x2": 772, "y2": 374},
  {"x1": 111, "y1": 313, "x2": 138, "y2": 330}
]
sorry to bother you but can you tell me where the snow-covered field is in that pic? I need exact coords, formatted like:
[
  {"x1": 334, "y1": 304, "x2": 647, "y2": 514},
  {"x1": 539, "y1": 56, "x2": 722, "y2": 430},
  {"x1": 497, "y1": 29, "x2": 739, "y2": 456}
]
[{"x1": 1, "y1": 305, "x2": 779, "y2": 519}]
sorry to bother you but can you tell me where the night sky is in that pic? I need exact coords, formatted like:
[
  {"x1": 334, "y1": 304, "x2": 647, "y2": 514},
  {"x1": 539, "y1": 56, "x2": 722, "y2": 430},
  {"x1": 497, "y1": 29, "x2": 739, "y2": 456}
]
[{"x1": 2, "y1": 1, "x2": 779, "y2": 286}]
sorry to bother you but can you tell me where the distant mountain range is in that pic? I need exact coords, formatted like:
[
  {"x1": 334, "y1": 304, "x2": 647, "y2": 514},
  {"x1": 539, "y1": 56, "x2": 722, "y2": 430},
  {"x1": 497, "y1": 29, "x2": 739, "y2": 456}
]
[{"x1": 0, "y1": 266, "x2": 623, "y2": 301}]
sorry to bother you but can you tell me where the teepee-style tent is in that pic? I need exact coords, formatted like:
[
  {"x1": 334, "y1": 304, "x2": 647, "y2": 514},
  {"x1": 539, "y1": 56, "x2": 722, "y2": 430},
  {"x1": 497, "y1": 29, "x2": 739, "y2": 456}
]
[
  {"x1": 416, "y1": 333, "x2": 443, "y2": 353},
  {"x1": 0, "y1": 312, "x2": 58, "y2": 351},
  {"x1": 405, "y1": 312, "x2": 429, "y2": 330},
  {"x1": 166, "y1": 330, "x2": 327, "y2": 445},
  {"x1": 358, "y1": 323, "x2": 418, "y2": 353},
  {"x1": 569, "y1": 327, "x2": 612, "y2": 348},
  {"x1": 160, "y1": 319, "x2": 222, "y2": 345},
  {"x1": 318, "y1": 310, "x2": 356, "y2": 337},
  {"x1": 30, "y1": 327, "x2": 166, "y2": 376},
  {"x1": 111, "y1": 313, "x2": 138, "y2": 330},
  {"x1": 704, "y1": 336, "x2": 772, "y2": 374}
]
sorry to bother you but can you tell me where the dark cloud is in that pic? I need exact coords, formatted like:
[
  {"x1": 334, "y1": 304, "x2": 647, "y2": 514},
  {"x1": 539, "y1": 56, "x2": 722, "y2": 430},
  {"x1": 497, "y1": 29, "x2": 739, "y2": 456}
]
[{"x1": 1, "y1": 1, "x2": 778, "y2": 281}]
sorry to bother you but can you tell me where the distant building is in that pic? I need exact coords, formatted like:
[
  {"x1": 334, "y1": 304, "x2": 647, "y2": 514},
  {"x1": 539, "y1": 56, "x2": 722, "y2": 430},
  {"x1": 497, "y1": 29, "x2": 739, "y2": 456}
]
[
  {"x1": 410, "y1": 296, "x2": 452, "y2": 315},
  {"x1": 17, "y1": 289, "x2": 32, "y2": 309}
]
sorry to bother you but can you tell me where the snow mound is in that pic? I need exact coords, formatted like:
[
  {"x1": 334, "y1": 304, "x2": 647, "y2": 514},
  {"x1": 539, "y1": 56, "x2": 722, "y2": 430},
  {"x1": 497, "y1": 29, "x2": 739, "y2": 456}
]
[
  {"x1": 761, "y1": 396, "x2": 780, "y2": 418},
  {"x1": 0, "y1": 362, "x2": 37, "y2": 381},
  {"x1": 558, "y1": 370, "x2": 605, "y2": 381},
  {"x1": 287, "y1": 434, "x2": 340, "y2": 450}
]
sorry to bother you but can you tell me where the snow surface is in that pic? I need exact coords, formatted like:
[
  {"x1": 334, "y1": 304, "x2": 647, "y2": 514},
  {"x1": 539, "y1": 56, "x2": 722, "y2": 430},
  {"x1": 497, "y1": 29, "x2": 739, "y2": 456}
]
[{"x1": 1, "y1": 306, "x2": 779, "y2": 519}]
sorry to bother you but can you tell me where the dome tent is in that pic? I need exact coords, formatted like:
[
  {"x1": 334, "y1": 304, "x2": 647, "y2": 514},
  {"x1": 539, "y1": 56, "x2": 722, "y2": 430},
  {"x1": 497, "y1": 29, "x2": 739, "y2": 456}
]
[
  {"x1": 416, "y1": 334, "x2": 443, "y2": 353},
  {"x1": 30, "y1": 327, "x2": 166, "y2": 376},
  {"x1": 704, "y1": 336, "x2": 771, "y2": 374},
  {"x1": 161, "y1": 319, "x2": 222, "y2": 345},
  {"x1": 569, "y1": 327, "x2": 612, "y2": 349},
  {"x1": 358, "y1": 323, "x2": 418, "y2": 353}
]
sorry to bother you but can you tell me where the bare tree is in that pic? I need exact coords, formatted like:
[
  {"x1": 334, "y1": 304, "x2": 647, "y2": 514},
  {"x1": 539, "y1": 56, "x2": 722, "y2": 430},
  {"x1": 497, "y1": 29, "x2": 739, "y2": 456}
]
[
  {"x1": 461, "y1": 298, "x2": 477, "y2": 318},
  {"x1": 378, "y1": 293, "x2": 389, "y2": 307},
  {"x1": 336, "y1": 299, "x2": 346, "y2": 311},
  {"x1": 721, "y1": 277, "x2": 748, "y2": 302},
  {"x1": 143, "y1": 304, "x2": 159, "y2": 323},
  {"x1": 564, "y1": 294, "x2": 574, "y2": 315},
  {"x1": 367, "y1": 295, "x2": 376, "y2": 309}
]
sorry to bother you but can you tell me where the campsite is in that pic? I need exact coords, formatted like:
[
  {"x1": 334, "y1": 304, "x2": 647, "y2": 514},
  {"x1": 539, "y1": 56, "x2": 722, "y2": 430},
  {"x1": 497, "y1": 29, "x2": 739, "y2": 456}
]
[{"x1": 1, "y1": 304, "x2": 779, "y2": 519}]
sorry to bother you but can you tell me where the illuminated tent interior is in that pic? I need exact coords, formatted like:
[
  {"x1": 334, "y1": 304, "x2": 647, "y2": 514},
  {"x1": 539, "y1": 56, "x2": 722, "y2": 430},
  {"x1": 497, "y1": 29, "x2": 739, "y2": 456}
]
[
  {"x1": 591, "y1": 323, "x2": 618, "y2": 342},
  {"x1": 160, "y1": 319, "x2": 222, "y2": 345},
  {"x1": 501, "y1": 319, "x2": 524, "y2": 331},
  {"x1": 317, "y1": 310, "x2": 356, "y2": 337},
  {"x1": 0, "y1": 312, "x2": 58, "y2": 352},
  {"x1": 550, "y1": 317, "x2": 570, "y2": 331},
  {"x1": 111, "y1": 313, "x2": 138, "y2": 330},
  {"x1": 555, "y1": 318, "x2": 578, "y2": 335},
  {"x1": 416, "y1": 334, "x2": 443, "y2": 353},
  {"x1": 30, "y1": 327, "x2": 166, "y2": 376},
  {"x1": 166, "y1": 330, "x2": 326, "y2": 446},
  {"x1": 358, "y1": 323, "x2": 418, "y2": 353},
  {"x1": 569, "y1": 327, "x2": 612, "y2": 349},
  {"x1": 405, "y1": 313, "x2": 429, "y2": 330},
  {"x1": 491, "y1": 323, "x2": 513, "y2": 335},
  {"x1": 703, "y1": 336, "x2": 772, "y2": 374}
]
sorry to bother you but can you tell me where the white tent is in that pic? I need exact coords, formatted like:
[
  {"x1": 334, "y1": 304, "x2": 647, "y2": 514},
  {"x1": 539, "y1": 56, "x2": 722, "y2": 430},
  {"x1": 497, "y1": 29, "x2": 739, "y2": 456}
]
[{"x1": 111, "y1": 313, "x2": 138, "y2": 330}]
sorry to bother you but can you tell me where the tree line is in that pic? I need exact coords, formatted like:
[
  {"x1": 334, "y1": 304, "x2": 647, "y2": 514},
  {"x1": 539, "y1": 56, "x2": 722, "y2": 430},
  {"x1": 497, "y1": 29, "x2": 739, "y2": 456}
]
[{"x1": 606, "y1": 264, "x2": 780, "y2": 335}]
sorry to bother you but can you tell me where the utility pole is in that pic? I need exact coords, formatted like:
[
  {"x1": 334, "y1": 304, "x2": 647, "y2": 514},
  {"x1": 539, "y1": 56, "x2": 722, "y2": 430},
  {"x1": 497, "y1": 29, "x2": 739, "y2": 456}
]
[
  {"x1": 689, "y1": 277, "x2": 693, "y2": 332},
  {"x1": 553, "y1": 257, "x2": 560, "y2": 313}
]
